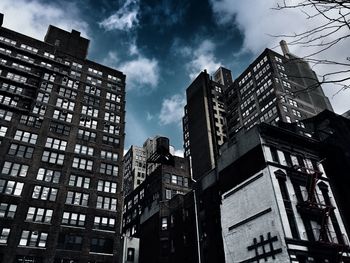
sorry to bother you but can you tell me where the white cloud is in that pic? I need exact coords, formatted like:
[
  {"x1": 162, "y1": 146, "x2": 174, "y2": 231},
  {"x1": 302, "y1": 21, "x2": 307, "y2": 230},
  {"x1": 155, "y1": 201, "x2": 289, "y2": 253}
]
[
  {"x1": 0, "y1": 0, "x2": 89, "y2": 40},
  {"x1": 120, "y1": 56, "x2": 159, "y2": 91},
  {"x1": 173, "y1": 149, "x2": 184, "y2": 157},
  {"x1": 159, "y1": 94, "x2": 186, "y2": 125},
  {"x1": 146, "y1": 112, "x2": 154, "y2": 121},
  {"x1": 209, "y1": 0, "x2": 350, "y2": 113},
  {"x1": 99, "y1": 0, "x2": 139, "y2": 31},
  {"x1": 187, "y1": 40, "x2": 222, "y2": 79},
  {"x1": 101, "y1": 48, "x2": 159, "y2": 92}
]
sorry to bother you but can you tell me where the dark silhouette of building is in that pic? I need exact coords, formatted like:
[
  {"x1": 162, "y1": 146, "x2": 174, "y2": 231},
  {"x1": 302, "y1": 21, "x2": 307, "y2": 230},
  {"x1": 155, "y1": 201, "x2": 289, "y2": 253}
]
[
  {"x1": 183, "y1": 70, "x2": 229, "y2": 180},
  {"x1": 225, "y1": 41, "x2": 333, "y2": 141},
  {"x1": 122, "y1": 137, "x2": 198, "y2": 263},
  {"x1": 0, "y1": 14, "x2": 125, "y2": 263}
]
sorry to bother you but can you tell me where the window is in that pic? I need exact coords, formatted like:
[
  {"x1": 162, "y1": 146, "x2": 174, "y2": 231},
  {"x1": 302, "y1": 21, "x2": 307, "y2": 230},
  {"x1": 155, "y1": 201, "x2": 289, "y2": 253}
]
[
  {"x1": 108, "y1": 75, "x2": 121, "y2": 82},
  {"x1": 12, "y1": 62, "x2": 31, "y2": 72},
  {"x1": 20, "y1": 44, "x2": 38, "y2": 53},
  {"x1": 282, "y1": 105, "x2": 288, "y2": 112},
  {"x1": 72, "y1": 157, "x2": 93, "y2": 171},
  {"x1": 70, "y1": 70, "x2": 81, "y2": 78},
  {"x1": 0, "y1": 109, "x2": 13, "y2": 121},
  {"x1": 0, "y1": 36, "x2": 16, "y2": 45},
  {"x1": 93, "y1": 216, "x2": 115, "y2": 230},
  {"x1": 105, "y1": 101, "x2": 121, "y2": 111},
  {"x1": 81, "y1": 105, "x2": 99, "y2": 117},
  {"x1": 288, "y1": 99, "x2": 298, "y2": 107},
  {"x1": 14, "y1": 130, "x2": 38, "y2": 144},
  {"x1": 88, "y1": 67, "x2": 102, "y2": 77},
  {"x1": 16, "y1": 53, "x2": 34, "y2": 64},
  {"x1": 104, "y1": 112, "x2": 120, "y2": 123},
  {"x1": 50, "y1": 122, "x2": 71, "y2": 136},
  {"x1": 0, "y1": 179, "x2": 24, "y2": 196},
  {"x1": 106, "y1": 92, "x2": 121, "y2": 103},
  {"x1": 103, "y1": 123, "x2": 120, "y2": 135},
  {"x1": 40, "y1": 61, "x2": 52, "y2": 68},
  {"x1": 66, "y1": 191, "x2": 89, "y2": 206},
  {"x1": 8, "y1": 143, "x2": 34, "y2": 158},
  {"x1": 100, "y1": 163, "x2": 118, "y2": 176},
  {"x1": 286, "y1": 116, "x2": 291, "y2": 123},
  {"x1": 36, "y1": 168, "x2": 61, "y2": 183},
  {"x1": 43, "y1": 73, "x2": 55, "y2": 82},
  {"x1": 1, "y1": 82, "x2": 23, "y2": 94},
  {"x1": 20, "y1": 115, "x2": 42, "y2": 128},
  {"x1": 53, "y1": 109, "x2": 73, "y2": 123},
  {"x1": 86, "y1": 76, "x2": 102, "y2": 86},
  {"x1": 0, "y1": 203, "x2": 17, "y2": 218},
  {"x1": 7, "y1": 72, "x2": 27, "y2": 83},
  {"x1": 85, "y1": 85, "x2": 100, "y2": 96},
  {"x1": 59, "y1": 87, "x2": 77, "y2": 99},
  {"x1": 0, "y1": 47, "x2": 11, "y2": 55},
  {"x1": 74, "y1": 144, "x2": 94, "y2": 156},
  {"x1": 0, "y1": 94, "x2": 17, "y2": 107},
  {"x1": 62, "y1": 212, "x2": 86, "y2": 226},
  {"x1": 100, "y1": 150, "x2": 118, "y2": 161},
  {"x1": 68, "y1": 174, "x2": 90, "y2": 189},
  {"x1": 79, "y1": 117, "x2": 97, "y2": 129},
  {"x1": 77, "y1": 129, "x2": 96, "y2": 141},
  {"x1": 32, "y1": 103, "x2": 46, "y2": 116},
  {"x1": 1, "y1": 161, "x2": 29, "y2": 177},
  {"x1": 96, "y1": 196, "x2": 117, "y2": 211},
  {"x1": 32, "y1": 185, "x2": 58, "y2": 201},
  {"x1": 56, "y1": 98, "x2": 75, "y2": 111},
  {"x1": 37, "y1": 92, "x2": 50, "y2": 103},
  {"x1": 72, "y1": 61, "x2": 82, "y2": 70},
  {"x1": 19, "y1": 230, "x2": 48, "y2": 247},
  {"x1": 161, "y1": 217, "x2": 168, "y2": 230},
  {"x1": 165, "y1": 189, "x2": 171, "y2": 200},
  {"x1": 0, "y1": 228, "x2": 10, "y2": 244},
  {"x1": 43, "y1": 52, "x2": 55, "y2": 59},
  {"x1": 97, "y1": 180, "x2": 117, "y2": 193},
  {"x1": 26, "y1": 207, "x2": 53, "y2": 223},
  {"x1": 42, "y1": 151, "x2": 65, "y2": 165},
  {"x1": 102, "y1": 135, "x2": 119, "y2": 146},
  {"x1": 40, "y1": 82, "x2": 53, "y2": 93},
  {"x1": 292, "y1": 109, "x2": 302, "y2": 117},
  {"x1": 45, "y1": 137, "x2": 67, "y2": 151},
  {"x1": 84, "y1": 95, "x2": 100, "y2": 107},
  {"x1": 57, "y1": 233, "x2": 83, "y2": 251},
  {"x1": 90, "y1": 238, "x2": 114, "y2": 253},
  {"x1": 127, "y1": 248, "x2": 135, "y2": 261}
]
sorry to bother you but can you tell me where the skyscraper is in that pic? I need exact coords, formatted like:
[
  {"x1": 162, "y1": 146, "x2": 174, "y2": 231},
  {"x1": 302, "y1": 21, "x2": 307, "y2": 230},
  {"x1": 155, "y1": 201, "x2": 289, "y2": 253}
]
[
  {"x1": 182, "y1": 70, "x2": 229, "y2": 179},
  {"x1": 225, "y1": 41, "x2": 333, "y2": 141},
  {"x1": 0, "y1": 14, "x2": 125, "y2": 263}
]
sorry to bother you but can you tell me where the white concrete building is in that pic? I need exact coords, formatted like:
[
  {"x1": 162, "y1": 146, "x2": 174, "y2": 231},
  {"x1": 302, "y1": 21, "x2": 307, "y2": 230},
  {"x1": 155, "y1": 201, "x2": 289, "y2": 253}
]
[{"x1": 219, "y1": 124, "x2": 350, "y2": 262}]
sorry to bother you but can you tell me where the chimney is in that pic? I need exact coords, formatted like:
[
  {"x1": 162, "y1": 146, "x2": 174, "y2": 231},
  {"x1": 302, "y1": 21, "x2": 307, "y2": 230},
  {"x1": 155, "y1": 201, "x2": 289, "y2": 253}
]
[{"x1": 280, "y1": 40, "x2": 290, "y2": 56}]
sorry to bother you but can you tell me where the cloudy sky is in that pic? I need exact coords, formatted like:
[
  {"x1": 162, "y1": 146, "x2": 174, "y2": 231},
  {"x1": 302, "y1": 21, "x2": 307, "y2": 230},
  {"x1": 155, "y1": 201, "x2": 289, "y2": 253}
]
[{"x1": 1, "y1": 0, "x2": 349, "y2": 153}]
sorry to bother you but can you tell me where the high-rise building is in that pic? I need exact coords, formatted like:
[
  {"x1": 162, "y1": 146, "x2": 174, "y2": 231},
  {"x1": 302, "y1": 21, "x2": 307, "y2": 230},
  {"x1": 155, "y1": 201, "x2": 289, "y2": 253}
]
[
  {"x1": 123, "y1": 135, "x2": 169, "y2": 196},
  {"x1": 225, "y1": 40, "x2": 333, "y2": 141},
  {"x1": 183, "y1": 70, "x2": 229, "y2": 179},
  {"x1": 123, "y1": 145, "x2": 146, "y2": 196},
  {"x1": 0, "y1": 14, "x2": 125, "y2": 263},
  {"x1": 122, "y1": 137, "x2": 196, "y2": 263}
]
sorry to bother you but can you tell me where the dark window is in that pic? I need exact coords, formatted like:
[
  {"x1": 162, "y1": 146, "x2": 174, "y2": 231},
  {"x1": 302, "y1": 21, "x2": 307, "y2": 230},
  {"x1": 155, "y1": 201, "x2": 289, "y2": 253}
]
[
  {"x1": 90, "y1": 237, "x2": 113, "y2": 253},
  {"x1": 50, "y1": 122, "x2": 71, "y2": 136},
  {"x1": 57, "y1": 233, "x2": 83, "y2": 251}
]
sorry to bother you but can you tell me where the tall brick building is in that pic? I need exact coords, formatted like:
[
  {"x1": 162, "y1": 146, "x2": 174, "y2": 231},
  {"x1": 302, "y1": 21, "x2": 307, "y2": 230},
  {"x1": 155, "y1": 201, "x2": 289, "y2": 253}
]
[{"x1": 0, "y1": 14, "x2": 126, "y2": 263}]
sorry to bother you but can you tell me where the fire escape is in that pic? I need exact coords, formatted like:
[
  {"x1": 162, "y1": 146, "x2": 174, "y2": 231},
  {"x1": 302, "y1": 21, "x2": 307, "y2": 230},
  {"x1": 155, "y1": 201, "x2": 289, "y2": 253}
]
[{"x1": 294, "y1": 166, "x2": 348, "y2": 261}]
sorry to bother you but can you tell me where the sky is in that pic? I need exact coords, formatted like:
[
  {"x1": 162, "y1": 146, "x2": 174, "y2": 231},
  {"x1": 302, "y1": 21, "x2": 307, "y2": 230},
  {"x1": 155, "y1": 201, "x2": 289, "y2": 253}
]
[{"x1": 1, "y1": 0, "x2": 349, "y2": 155}]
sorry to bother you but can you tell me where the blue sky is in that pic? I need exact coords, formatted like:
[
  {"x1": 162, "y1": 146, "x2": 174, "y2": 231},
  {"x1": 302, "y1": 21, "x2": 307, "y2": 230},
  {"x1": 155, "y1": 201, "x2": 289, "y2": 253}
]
[{"x1": 1, "y1": 0, "x2": 350, "y2": 154}]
